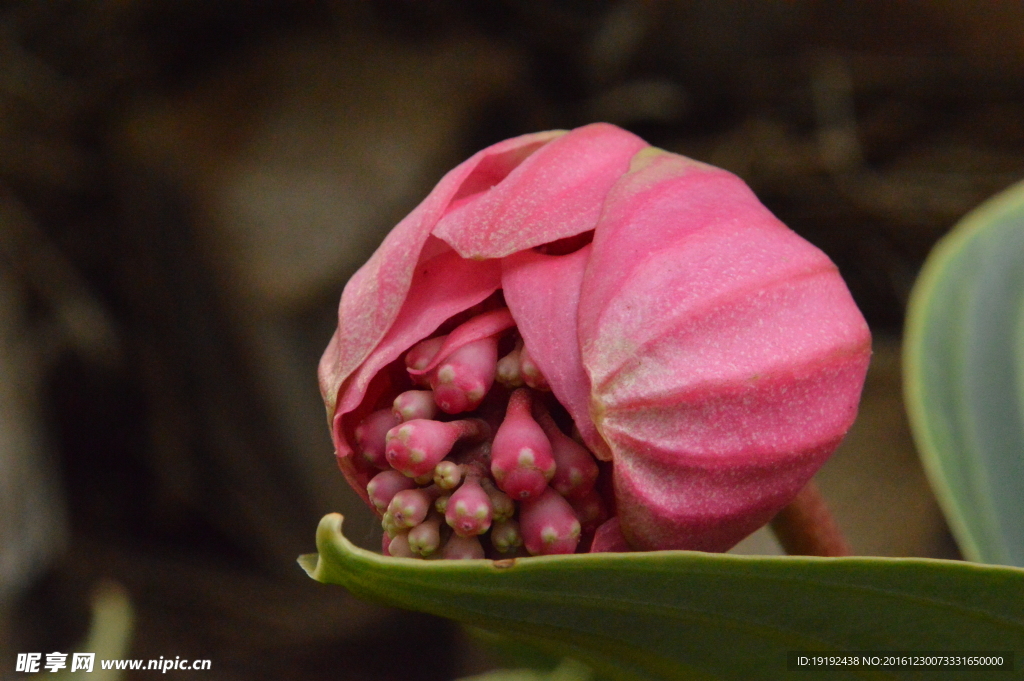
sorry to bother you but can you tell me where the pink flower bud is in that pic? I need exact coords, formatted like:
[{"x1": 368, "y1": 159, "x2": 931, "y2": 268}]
[
  {"x1": 442, "y1": 534, "x2": 486, "y2": 560},
  {"x1": 519, "y1": 344, "x2": 550, "y2": 391},
  {"x1": 319, "y1": 123, "x2": 869, "y2": 555},
  {"x1": 392, "y1": 390, "x2": 438, "y2": 422},
  {"x1": 445, "y1": 475, "x2": 493, "y2": 537},
  {"x1": 520, "y1": 487, "x2": 582, "y2": 556},
  {"x1": 490, "y1": 518, "x2": 523, "y2": 553},
  {"x1": 384, "y1": 418, "x2": 488, "y2": 478},
  {"x1": 387, "y1": 487, "x2": 437, "y2": 529},
  {"x1": 495, "y1": 342, "x2": 524, "y2": 388},
  {"x1": 535, "y1": 407, "x2": 599, "y2": 500},
  {"x1": 432, "y1": 460, "x2": 463, "y2": 490},
  {"x1": 490, "y1": 389, "x2": 556, "y2": 501},
  {"x1": 407, "y1": 514, "x2": 444, "y2": 557},
  {"x1": 366, "y1": 470, "x2": 417, "y2": 513},
  {"x1": 386, "y1": 531, "x2": 415, "y2": 558}
]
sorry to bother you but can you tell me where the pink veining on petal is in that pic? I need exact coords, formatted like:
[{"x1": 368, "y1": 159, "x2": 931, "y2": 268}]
[{"x1": 433, "y1": 123, "x2": 647, "y2": 260}]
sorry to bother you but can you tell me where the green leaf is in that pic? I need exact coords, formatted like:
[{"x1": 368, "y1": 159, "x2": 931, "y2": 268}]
[
  {"x1": 301, "y1": 514, "x2": 1024, "y2": 681},
  {"x1": 904, "y1": 179, "x2": 1024, "y2": 566}
]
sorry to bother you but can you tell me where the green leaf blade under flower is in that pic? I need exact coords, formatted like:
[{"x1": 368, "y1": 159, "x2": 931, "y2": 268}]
[
  {"x1": 904, "y1": 179, "x2": 1024, "y2": 566},
  {"x1": 302, "y1": 514, "x2": 1024, "y2": 681}
]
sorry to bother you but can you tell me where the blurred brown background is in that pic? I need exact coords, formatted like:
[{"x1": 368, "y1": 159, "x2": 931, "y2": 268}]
[{"x1": 2, "y1": 1, "x2": 1024, "y2": 678}]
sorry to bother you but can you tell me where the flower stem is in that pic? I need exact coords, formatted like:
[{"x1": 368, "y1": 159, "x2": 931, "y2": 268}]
[{"x1": 769, "y1": 481, "x2": 851, "y2": 557}]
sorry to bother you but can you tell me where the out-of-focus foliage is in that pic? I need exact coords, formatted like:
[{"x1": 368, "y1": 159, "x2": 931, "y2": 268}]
[{"x1": 905, "y1": 180, "x2": 1024, "y2": 567}]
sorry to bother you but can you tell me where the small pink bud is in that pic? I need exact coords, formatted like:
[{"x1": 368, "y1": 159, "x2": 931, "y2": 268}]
[
  {"x1": 385, "y1": 418, "x2": 488, "y2": 477},
  {"x1": 429, "y1": 336, "x2": 499, "y2": 414},
  {"x1": 568, "y1": 488, "x2": 609, "y2": 535},
  {"x1": 366, "y1": 470, "x2": 417, "y2": 513},
  {"x1": 520, "y1": 487, "x2": 581, "y2": 556},
  {"x1": 495, "y1": 343, "x2": 524, "y2": 388},
  {"x1": 535, "y1": 408, "x2": 599, "y2": 500},
  {"x1": 442, "y1": 533, "x2": 485, "y2": 560},
  {"x1": 354, "y1": 409, "x2": 402, "y2": 469},
  {"x1": 392, "y1": 390, "x2": 438, "y2": 422},
  {"x1": 381, "y1": 511, "x2": 402, "y2": 539},
  {"x1": 490, "y1": 389, "x2": 555, "y2": 500},
  {"x1": 479, "y1": 477, "x2": 515, "y2": 523},
  {"x1": 519, "y1": 345, "x2": 549, "y2": 391},
  {"x1": 387, "y1": 531, "x2": 415, "y2": 558},
  {"x1": 445, "y1": 475, "x2": 493, "y2": 537},
  {"x1": 490, "y1": 518, "x2": 523, "y2": 553},
  {"x1": 433, "y1": 460, "x2": 463, "y2": 490},
  {"x1": 387, "y1": 487, "x2": 437, "y2": 529},
  {"x1": 408, "y1": 514, "x2": 444, "y2": 557}
]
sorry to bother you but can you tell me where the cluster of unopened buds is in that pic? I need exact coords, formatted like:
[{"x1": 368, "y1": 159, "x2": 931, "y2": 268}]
[
  {"x1": 361, "y1": 307, "x2": 609, "y2": 559},
  {"x1": 319, "y1": 123, "x2": 871, "y2": 561}
]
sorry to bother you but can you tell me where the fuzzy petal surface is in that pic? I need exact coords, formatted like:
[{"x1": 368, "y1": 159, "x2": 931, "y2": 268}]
[
  {"x1": 433, "y1": 123, "x2": 646, "y2": 259},
  {"x1": 581, "y1": 149, "x2": 871, "y2": 551}
]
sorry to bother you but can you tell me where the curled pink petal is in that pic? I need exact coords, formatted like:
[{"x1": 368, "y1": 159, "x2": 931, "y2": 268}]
[
  {"x1": 434, "y1": 123, "x2": 646, "y2": 259},
  {"x1": 410, "y1": 308, "x2": 515, "y2": 377},
  {"x1": 405, "y1": 337, "x2": 445, "y2": 385}
]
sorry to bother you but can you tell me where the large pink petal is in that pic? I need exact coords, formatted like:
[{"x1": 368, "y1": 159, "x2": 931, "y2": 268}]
[
  {"x1": 318, "y1": 130, "x2": 563, "y2": 416},
  {"x1": 611, "y1": 353, "x2": 869, "y2": 552},
  {"x1": 433, "y1": 123, "x2": 646, "y2": 259},
  {"x1": 581, "y1": 149, "x2": 871, "y2": 551},
  {"x1": 501, "y1": 244, "x2": 610, "y2": 460}
]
